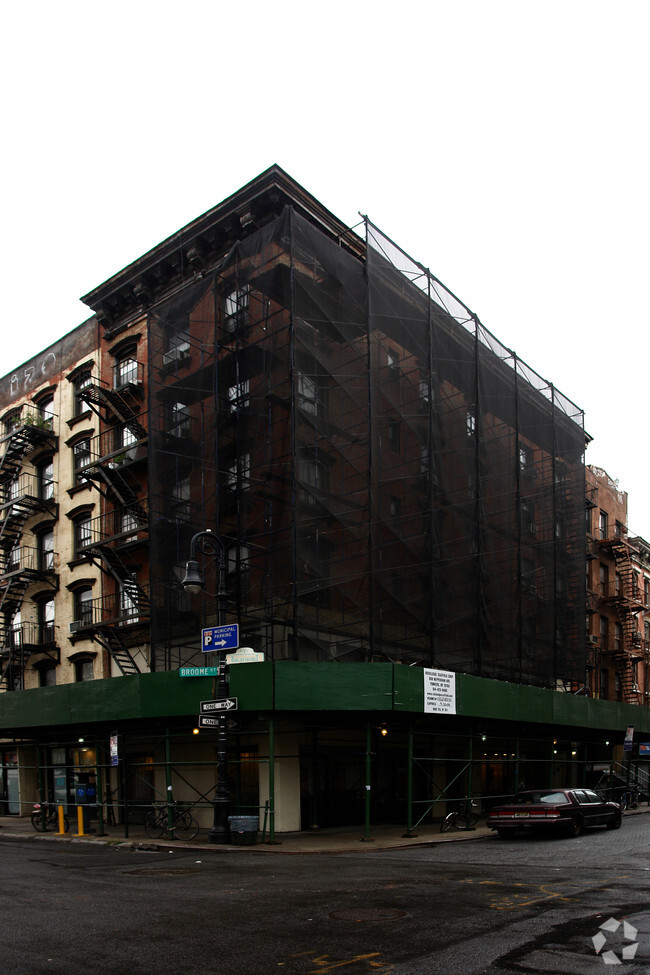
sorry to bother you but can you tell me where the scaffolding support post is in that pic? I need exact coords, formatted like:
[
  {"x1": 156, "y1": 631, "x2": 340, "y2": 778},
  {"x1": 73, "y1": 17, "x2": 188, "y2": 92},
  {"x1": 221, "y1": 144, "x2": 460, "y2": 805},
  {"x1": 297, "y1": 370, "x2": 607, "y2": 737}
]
[
  {"x1": 362, "y1": 723, "x2": 374, "y2": 842},
  {"x1": 403, "y1": 723, "x2": 417, "y2": 838}
]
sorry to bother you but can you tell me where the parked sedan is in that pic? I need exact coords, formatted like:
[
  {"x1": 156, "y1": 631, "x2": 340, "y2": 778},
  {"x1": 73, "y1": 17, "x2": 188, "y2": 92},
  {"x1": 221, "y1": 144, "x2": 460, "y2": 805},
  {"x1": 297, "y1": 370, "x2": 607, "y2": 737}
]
[{"x1": 487, "y1": 788, "x2": 622, "y2": 838}]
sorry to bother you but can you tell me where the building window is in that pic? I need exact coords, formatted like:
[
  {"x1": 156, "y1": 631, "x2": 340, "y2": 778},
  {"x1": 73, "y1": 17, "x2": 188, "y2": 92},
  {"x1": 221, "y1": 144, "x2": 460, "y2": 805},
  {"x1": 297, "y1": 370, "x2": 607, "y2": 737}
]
[
  {"x1": 4, "y1": 409, "x2": 21, "y2": 434},
  {"x1": 600, "y1": 616, "x2": 608, "y2": 650},
  {"x1": 39, "y1": 529, "x2": 54, "y2": 571},
  {"x1": 74, "y1": 657, "x2": 95, "y2": 682},
  {"x1": 120, "y1": 509, "x2": 139, "y2": 543},
  {"x1": 229, "y1": 379, "x2": 250, "y2": 414},
  {"x1": 389, "y1": 496, "x2": 401, "y2": 521},
  {"x1": 37, "y1": 395, "x2": 55, "y2": 430},
  {"x1": 39, "y1": 598, "x2": 55, "y2": 645},
  {"x1": 39, "y1": 459, "x2": 54, "y2": 501},
  {"x1": 388, "y1": 418, "x2": 401, "y2": 454},
  {"x1": 519, "y1": 446, "x2": 528, "y2": 471},
  {"x1": 224, "y1": 286, "x2": 250, "y2": 333},
  {"x1": 599, "y1": 563, "x2": 609, "y2": 596},
  {"x1": 227, "y1": 454, "x2": 250, "y2": 490},
  {"x1": 38, "y1": 665, "x2": 56, "y2": 688},
  {"x1": 73, "y1": 372, "x2": 92, "y2": 417},
  {"x1": 386, "y1": 349, "x2": 400, "y2": 380},
  {"x1": 296, "y1": 374, "x2": 317, "y2": 415},
  {"x1": 645, "y1": 578, "x2": 650, "y2": 606},
  {"x1": 114, "y1": 354, "x2": 139, "y2": 388},
  {"x1": 74, "y1": 514, "x2": 93, "y2": 554},
  {"x1": 163, "y1": 331, "x2": 191, "y2": 369},
  {"x1": 601, "y1": 669, "x2": 609, "y2": 699},
  {"x1": 120, "y1": 577, "x2": 139, "y2": 623},
  {"x1": 466, "y1": 411, "x2": 476, "y2": 437},
  {"x1": 615, "y1": 622, "x2": 622, "y2": 652},
  {"x1": 599, "y1": 510, "x2": 608, "y2": 539},
  {"x1": 74, "y1": 587, "x2": 94, "y2": 627},
  {"x1": 297, "y1": 454, "x2": 328, "y2": 504},
  {"x1": 171, "y1": 475, "x2": 191, "y2": 522},
  {"x1": 168, "y1": 401, "x2": 190, "y2": 438},
  {"x1": 645, "y1": 620, "x2": 650, "y2": 647},
  {"x1": 73, "y1": 439, "x2": 92, "y2": 484}
]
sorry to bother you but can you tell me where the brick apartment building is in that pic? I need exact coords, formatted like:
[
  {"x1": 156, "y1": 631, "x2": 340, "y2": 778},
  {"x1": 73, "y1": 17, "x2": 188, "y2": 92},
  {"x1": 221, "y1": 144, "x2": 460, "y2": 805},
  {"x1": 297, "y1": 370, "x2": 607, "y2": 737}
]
[{"x1": 0, "y1": 167, "x2": 648, "y2": 835}]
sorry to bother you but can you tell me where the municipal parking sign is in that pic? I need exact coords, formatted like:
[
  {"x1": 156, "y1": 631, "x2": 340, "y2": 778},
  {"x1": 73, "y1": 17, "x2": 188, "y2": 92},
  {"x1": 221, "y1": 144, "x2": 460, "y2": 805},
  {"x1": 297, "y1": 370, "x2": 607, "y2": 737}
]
[{"x1": 201, "y1": 624, "x2": 239, "y2": 652}]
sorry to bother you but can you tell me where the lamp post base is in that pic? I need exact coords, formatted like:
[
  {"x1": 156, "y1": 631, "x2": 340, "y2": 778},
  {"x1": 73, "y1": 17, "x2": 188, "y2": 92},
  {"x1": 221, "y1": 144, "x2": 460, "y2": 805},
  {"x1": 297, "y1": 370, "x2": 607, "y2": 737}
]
[{"x1": 209, "y1": 796, "x2": 231, "y2": 844}]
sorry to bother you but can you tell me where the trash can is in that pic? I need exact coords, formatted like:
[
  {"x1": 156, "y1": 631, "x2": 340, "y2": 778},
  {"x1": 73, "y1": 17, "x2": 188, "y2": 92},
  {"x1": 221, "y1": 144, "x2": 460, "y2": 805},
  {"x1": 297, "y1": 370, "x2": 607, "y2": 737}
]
[{"x1": 228, "y1": 815, "x2": 259, "y2": 846}]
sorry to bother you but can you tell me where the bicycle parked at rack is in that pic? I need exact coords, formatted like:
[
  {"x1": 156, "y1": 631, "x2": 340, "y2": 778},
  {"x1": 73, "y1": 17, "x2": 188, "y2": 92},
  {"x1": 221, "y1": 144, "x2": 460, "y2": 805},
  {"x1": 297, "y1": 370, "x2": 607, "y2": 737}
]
[
  {"x1": 620, "y1": 789, "x2": 640, "y2": 811},
  {"x1": 31, "y1": 801, "x2": 69, "y2": 833},
  {"x1": 144, "y1": 802, "x2": 199, "y2": 840},
  {"x1": 440, "y1": 799, "x2": 482, "y2": 832}
]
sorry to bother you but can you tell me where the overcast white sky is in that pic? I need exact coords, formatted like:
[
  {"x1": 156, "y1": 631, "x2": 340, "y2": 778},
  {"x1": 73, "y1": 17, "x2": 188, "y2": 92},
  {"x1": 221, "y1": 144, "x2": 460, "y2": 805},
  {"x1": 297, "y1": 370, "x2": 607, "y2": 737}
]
[{"x1": 2, "y1": 1, "x2": 648, "y2": 534}]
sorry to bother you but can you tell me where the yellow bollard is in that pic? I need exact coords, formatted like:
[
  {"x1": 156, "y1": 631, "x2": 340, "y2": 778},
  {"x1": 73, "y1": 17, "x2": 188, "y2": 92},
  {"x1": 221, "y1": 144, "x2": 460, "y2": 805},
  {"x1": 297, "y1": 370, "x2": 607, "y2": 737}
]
[
  {"x1": 57, "y1": 805, "x2": 66, "y2": 835},
  {"x1": 76, "y1": 806, "x2": 85, "y2": 836}
]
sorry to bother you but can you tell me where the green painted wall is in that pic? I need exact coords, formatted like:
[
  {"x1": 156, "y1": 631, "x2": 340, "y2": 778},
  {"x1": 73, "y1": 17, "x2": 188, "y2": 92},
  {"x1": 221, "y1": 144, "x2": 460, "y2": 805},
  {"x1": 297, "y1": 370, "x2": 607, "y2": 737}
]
[{"x1": 0, "y1": 663, "x2": 647, "y2": 737}]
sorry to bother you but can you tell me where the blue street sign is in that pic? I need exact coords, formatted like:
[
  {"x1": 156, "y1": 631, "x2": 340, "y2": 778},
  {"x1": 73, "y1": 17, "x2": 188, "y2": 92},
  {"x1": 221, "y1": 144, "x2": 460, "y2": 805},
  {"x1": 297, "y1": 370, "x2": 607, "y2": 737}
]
[{"x1": 201, "y1": 624, "x2": 239, "y2": 653}]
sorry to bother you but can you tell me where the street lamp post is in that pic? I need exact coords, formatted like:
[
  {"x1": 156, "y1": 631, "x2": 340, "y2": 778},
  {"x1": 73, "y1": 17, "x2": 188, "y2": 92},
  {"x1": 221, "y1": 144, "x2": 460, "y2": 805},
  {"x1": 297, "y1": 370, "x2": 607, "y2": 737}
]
[{"x1": 182, "y1": 529, "x2": 231, "y2": 844}]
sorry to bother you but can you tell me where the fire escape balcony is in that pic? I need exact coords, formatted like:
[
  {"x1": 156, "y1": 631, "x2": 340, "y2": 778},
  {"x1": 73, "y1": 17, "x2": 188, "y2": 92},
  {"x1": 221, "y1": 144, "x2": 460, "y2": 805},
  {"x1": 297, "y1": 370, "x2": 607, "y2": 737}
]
[
  {"x1": 78, "y1": 362, "x2": 145, "y2": 428},
  {"x1": 0, "y1": 544, "x2": 57, "y2": 580},
  {"x1": 78, "y1": 505, "x2": 148, "y2": 551},
  {"x1": 69, "y1": 586, "x2": 149, "y2": 677},
  {"x1": 0, "y1": 408, "x2": 58, "y2": 484},
  {"x1": 70, "y1": 586, "x2": 150, "y2": 634}
]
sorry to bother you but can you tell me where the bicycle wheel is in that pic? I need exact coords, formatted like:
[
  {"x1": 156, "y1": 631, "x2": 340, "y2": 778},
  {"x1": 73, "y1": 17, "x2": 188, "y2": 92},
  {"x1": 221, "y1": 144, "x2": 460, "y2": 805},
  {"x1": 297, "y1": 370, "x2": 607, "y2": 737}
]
[
  {"x1": 144, "y1": 810, "x2": 165, "y2": 839},
  {"x1": 173, "y1": 812, "x2": 199, "y2": 841},
  {"x1": 440, "y1": 812, "x2": 456, "y2": 833},
  {"x1": 31, "y1": 812, "x2": 47, "y2": 832}
]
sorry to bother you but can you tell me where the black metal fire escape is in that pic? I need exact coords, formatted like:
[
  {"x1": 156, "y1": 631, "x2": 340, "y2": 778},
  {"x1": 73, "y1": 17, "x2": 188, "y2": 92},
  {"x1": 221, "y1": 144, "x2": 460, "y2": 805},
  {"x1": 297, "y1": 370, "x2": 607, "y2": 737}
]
[
  {"x1": 0, "y1": 415, "x2": 58, "y2": 688},
  {"x1": 599, "y1": 531, "x2": 645, "y2": 703},
  {"x1": 71, "y1": 370, "x2": 149, "y2": 676}
]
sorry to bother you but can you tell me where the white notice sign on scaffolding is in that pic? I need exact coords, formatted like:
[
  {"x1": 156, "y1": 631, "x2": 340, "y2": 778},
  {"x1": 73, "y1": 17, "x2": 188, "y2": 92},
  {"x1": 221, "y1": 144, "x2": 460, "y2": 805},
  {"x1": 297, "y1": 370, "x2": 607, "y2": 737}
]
[{"x1": 423, "y1": 669, "x2": 456, "y2": 714}]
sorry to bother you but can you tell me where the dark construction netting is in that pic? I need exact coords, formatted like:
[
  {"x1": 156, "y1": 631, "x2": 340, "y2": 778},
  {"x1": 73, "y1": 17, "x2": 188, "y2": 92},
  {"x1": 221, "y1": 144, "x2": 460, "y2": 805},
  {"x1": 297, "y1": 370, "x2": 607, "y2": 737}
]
[{"x1": 146, "y1": 207, "x2": 586, "y2": 688}]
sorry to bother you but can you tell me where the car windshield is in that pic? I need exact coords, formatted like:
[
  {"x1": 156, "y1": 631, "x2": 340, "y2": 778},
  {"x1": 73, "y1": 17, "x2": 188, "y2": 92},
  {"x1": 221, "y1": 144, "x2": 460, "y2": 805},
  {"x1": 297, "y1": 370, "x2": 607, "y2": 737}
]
[{"x1": 513, "y1": 791, "x2": 567, "y2": 805}]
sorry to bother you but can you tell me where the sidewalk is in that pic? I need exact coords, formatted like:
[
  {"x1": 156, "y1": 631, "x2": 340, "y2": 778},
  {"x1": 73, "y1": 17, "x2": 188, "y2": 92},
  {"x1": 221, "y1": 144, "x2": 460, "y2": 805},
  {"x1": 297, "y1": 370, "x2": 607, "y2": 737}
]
[{"x1": 1, "y1": 805, "x2": 647, "y2": 856}]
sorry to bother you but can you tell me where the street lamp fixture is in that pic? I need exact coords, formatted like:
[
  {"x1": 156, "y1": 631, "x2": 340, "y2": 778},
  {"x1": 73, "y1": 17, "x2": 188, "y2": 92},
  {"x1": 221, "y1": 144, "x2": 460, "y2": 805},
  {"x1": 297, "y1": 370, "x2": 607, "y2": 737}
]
[{"x1": 182, "y1": 529, "x2": 231, "y2": 844}]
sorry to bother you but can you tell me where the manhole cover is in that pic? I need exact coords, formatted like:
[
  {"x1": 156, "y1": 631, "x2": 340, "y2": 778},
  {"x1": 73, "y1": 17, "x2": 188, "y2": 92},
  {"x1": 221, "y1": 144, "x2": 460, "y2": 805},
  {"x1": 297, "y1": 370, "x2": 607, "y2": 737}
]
[{"x1": 329, "y1": 908, "x2": 406, "y2": 922}]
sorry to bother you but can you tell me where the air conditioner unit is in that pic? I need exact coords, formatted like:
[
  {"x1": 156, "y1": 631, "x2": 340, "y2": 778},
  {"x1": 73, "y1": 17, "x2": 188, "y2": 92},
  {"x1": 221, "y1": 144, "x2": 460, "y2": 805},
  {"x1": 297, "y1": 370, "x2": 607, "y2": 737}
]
[
  {"x1": 69, "y1": 621, "x2": 81, "y2": 634},
  {"x1": 589, "y1": 635, "x2": 599, "y2": 644}
]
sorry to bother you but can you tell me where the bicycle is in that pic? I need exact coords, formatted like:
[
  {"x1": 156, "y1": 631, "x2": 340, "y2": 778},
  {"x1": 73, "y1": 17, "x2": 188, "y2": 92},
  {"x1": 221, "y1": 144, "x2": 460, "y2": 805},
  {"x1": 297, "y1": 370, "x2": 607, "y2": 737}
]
[
  {"x1": 620, "y1": 790, "x2": 639, "y2": 811},
  {"x1": 440, "y1": 800, "x2": 481, "y2": 832},
  {"x1": 31, "y1": 801, "x2": 69, "y2": 833},
  {"x1": 144, "y1": 802, "x2": 199, "y2": 840}
]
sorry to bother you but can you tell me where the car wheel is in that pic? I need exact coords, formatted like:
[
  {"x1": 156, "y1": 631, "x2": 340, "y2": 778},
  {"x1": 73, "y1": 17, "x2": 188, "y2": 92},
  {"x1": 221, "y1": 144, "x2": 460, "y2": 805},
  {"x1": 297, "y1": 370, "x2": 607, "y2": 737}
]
[
  {"x1": 606, "y1": 813, "x2": 622, "y2": 830},
  {"x1": 567, "y1": 817, "x2": 583, "y2": 838},
  {"x1": 497, "y1": 828, "x2": 515, "y2": 839}
]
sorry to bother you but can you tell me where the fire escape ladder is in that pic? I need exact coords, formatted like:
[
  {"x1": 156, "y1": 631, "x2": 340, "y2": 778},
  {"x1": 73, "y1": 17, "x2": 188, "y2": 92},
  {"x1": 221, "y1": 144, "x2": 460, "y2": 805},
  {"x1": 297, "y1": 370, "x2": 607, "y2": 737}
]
[
  {"x1": 79, "y1": 384, "x2": 146, "y2": 439},
  {"x1": 80, "y1": 464, "x2": 145, "y2": 520},
  {"x1": 0, "y1": 503, "x2": 32, "y2": 557},
  {"x1": 82, "y1": 544, "x2": 150, "y2": 615},
  {"x1": 0, "y1": 425, "x2": 54, "y2": 484},
  {"x1": 89, "y1": 627, "x2": 141, "y2": 676}
]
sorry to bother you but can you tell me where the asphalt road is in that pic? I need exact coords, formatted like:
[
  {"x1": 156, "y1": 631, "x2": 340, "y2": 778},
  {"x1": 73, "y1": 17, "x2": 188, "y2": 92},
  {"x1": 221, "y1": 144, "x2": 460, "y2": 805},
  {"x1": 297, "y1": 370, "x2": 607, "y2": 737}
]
[{"x1": 2, "y1": 817, "x2": 650, "y2": 975}]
